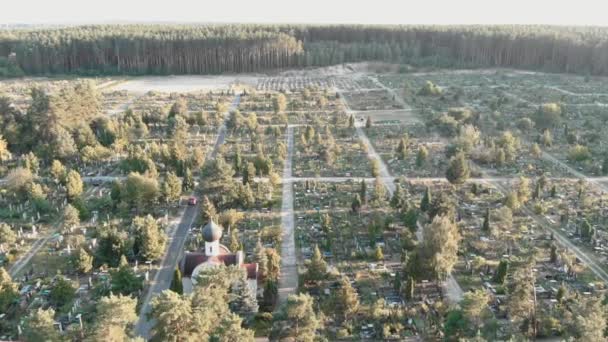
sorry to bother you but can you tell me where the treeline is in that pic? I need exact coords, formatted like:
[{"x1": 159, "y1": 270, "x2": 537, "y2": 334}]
[{"x1": 1, "y1": 24, "x2": 608, "y2": 76}]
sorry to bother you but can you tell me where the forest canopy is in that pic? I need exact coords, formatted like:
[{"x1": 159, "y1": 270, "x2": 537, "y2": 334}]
[{"x1": 1, "y1": 24, "x2": 608, "y2": 76}]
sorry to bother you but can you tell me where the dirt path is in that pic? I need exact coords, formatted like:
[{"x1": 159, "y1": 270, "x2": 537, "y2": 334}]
[{"x1": 278, "y1": 125, "x2": 298, "y2": 303}]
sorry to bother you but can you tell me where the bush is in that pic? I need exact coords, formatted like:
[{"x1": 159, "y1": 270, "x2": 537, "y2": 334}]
[{"x1": 568, "y1": 144, "x2": 591, "y2": 162}]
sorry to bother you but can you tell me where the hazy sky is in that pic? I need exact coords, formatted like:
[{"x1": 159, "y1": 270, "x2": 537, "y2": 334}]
[{"x1": 2, "y1": 0, "x2": 608, "y2": 26}]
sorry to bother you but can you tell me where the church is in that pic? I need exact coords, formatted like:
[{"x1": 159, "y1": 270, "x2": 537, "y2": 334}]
[{"x1": 179, "y1": 220, "x2": 259, "y2": 295}]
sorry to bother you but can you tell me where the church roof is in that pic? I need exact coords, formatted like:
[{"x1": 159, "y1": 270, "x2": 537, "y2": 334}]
[
  {"x1": 202, "y1": 220, "x2": 223, "y2": 242},
  {"x1": 181, "y1": 252, "x2": 258, "y2": 280}
]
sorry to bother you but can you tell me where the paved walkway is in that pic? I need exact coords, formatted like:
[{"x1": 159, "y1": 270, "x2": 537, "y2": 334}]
[{"x1": 278, "y1": 125, "x2": 298, "y2": 303}]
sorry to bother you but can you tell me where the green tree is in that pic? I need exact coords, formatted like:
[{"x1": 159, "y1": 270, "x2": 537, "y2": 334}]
[
  {"x1": 494, "y1": 259, "x2": 509, "y2": 284},
  {"x1": 171, "y1": 267, "x2": 184, "y2": 294},
  {"x1": 0, "y1": 267, "x2": 18, "y2": 313},
  {"x1": 73, "y1": 247, "x2": 93, "y2": 274},
  {"x1": 446, "y1": 152, "x2": 470, "y2": 185},
  {"x1": 132, "y1": 215, "x2": 166, "y2": 261},
  {"x1": 49, "y1": 276, "x2": 76, "y2": 308},
  {"x1": 50, "y1": 159, "x2": 66, "y2": 182},
  {"x1": 359, "y1": 179, "x2": 367, "y2": 204},
  {"x1": 62, "y1": 203, "x2": 80, "y2": 232},
  {"x1": 420, "y1": 186, "x2": 431, "y2": 212},
  {"x1": 271, "y1": 293, "x2": 319, "y2": 342},
  {"x1": 0, "y1": 224, "x2": 16, "y2": 249},
  {"x1": 351, "y1": 194, "x2": 362, "y2": 213},
  {"x1": 91, "y1": 294, "x2": 138, "y2": 342},
  {"x1": 64, "y1": 169, "x2": 83, "y2": 201},
  {"x1": 371, "y1": 177, "x2": 387, "y2": 205},
  {"x1": 306, "y1": 245, "x2": 327, "y2": 281},
  {"x1": 110, "y1": 262, "x2": 143, "y2": 296},
  {"x1": 333, "y1": 277, "x2": 359, "y2": 321},
  {"x1": 461, "y1": 289, "x2": 490, "y2": 331},
  {"x1": 23, "y1": 308, "x2": 60, "y2": 342},
  {"x1": 482, "y1": 208, "x2": 490, "y2": 233},
  {"x1": 422, "y1": 215, "x2": 461, "y2": 280},
  {"x1": 255, "y1": 241, "x2": 268, "y2": 279},
  {"x1": 265, "y1": 248, "x2": 281, "y2": 281},
  {"x1": 396, "y1": 137, "x2": 408, "y2": 160},
  {"x1": 182, "y1": 167, "x2": 194, "y2": 191},
  {"x1": 508, "y1": 266, "x2": 535, "y2": 337},
  {"x1": 371, "y1": 159, "x2": 380, "y2": 177},
  {"x1": 374, "y1": 245, "x2": 384, "y2": 261},
  {"x1": 150, "y1": 290, "x2": 195, "y2": 341},
  {"x1": 273, "y1": 94, "x2": 287, "y2": 113},
  {"x1": 200, "y1": 196, "x2": 218, "y2": 223},
  {"x1": 534, "y1": 103, "x2": 562, "y2": 130},
  {"x1": 162, "y1": 171, "x2": 182, "y2": 203},
  {"x1": 416, "y1": 146, "x2": 429, "y2": 167}
]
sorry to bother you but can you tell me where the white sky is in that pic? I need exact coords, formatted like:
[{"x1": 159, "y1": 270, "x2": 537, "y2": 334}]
[{"x1": 2, "y1": 0, "x2": 608, "y2": 26}]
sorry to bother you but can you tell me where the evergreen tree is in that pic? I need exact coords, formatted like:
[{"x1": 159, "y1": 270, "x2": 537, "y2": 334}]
[
  {"x1": 171, "y1": 267, "x2": 183, "y2": 294},
  {"x1": 73, "y1": 247, "x2": 93, "y2": 274},
  {"x1": 91, "y1": 294, "x2": 138, "y2": 342},
  {"x1": 494, "y1": 259, "x2": 509, "y2": 284},
  {"x1": 255, "y1": 241, "x2": 268, "y2": 279},
  {"x1": 404, "y1": 276, "x2": 415, "y2": 301},
  {"x1": 333, "y1": 277, "x2": 359, "y2": 321},
  {"x1": 132, "y1": 215, "x2": 166, "y2": 261},
  {"x1": 482, "y1": 208, "x2": 490, "y2": 233},
  {"x1": 359, "y1": 179, "x2": 367, "y2": 204},
  {"x1": 374, "y1": 245, "x2": 384, "y2": 261},
  {"x1": 396, "y1": 137, "x2": 408, "y2": 160},
  {"x1": 348, "y1": 114, "x2": 355, "y2": 129},
  {"x1": 200, "y1": 196, "x2": 218, "y2": 223},
  {"x1": 307, "y1": 245, "x2": 327, "y2": 281},
  {"x1": 416, "y1": 146, "x2": 429, "y2": 167},
  {"x1": 271, "y1": 294, "x2": 319, "y2": 341},
  {"x1": 229, "y1": 272, "x2": 258, "y2": 318},
  {"x1": 420, "y1": 186, "x2": 432, "y2": 212},
  {"x1": 351, "y1": 194, "x2": 362, "y2": 213},
  {"x1": 23, "y1": 308, "x2": 61, "y2": 342},
  {"x1": 446, "y1": 152, "x2": 470, "y2": 185},
  {"x1": 0, "y1": 267, "x2": 18, "y2": 313}
]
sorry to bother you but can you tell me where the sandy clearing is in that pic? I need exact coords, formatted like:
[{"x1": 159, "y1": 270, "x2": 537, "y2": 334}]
[{"x1": 111, "y1": 75, "x2": 259, "y2": 93}]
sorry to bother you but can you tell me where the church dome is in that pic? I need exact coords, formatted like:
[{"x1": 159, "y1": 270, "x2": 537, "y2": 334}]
[{"x1": 202, "y1": 220, "x2": 223, "y2": 242}]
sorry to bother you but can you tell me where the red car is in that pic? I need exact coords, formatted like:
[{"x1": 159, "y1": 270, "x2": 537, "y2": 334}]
[{"x1": 188, "y1": 197, "x2": 197, "y2": 205}]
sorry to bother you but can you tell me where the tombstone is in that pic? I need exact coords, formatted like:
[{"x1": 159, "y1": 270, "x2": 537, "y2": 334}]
[
  {"x1": 66, "y1": 245, "x2": 72, "y2": 255},
  {"x1": 145, "y1": 271, "x2": 150, "y2": 282},
  {"x1": 88, "y1": 277, "x2": 93, "y2": 289},
  {"x1": 22, "y1": 212, "x2": 27, "y2": 220},
  {"x1": 134, "y1": 260, "x2": 138, "y2": 272},
  {"x1": 37, "y1": 212, "x2": 40, "y2": 220}
]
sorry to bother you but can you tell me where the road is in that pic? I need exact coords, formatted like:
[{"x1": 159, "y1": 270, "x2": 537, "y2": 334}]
[
  {"x1": 278, "y1": 125, "x2": 298, "y2": 304},
  {"x1": 133, "y1": 94, "x2": 240, "y2": 339},
  {"x1": 8, "y1": 231, "x2": 54, "y2": 277},
  {"x1": 132, "y1": 206, "x2": 198, "y2": 339}
]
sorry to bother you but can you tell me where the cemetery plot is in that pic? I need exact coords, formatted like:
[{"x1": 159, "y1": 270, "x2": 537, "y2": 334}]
[
  {"x1": 292, "y1": 125, "x2": 371, "y2": 177},
  {"x1": 292, "y1": 180, "x2": 423, "y2": 339},
  {"x1": 341, "y1": 89, "x2": 403, "y2": 111},
  {"x1": 364, "y1": 124, "x2": 448, "y2": 177}
]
